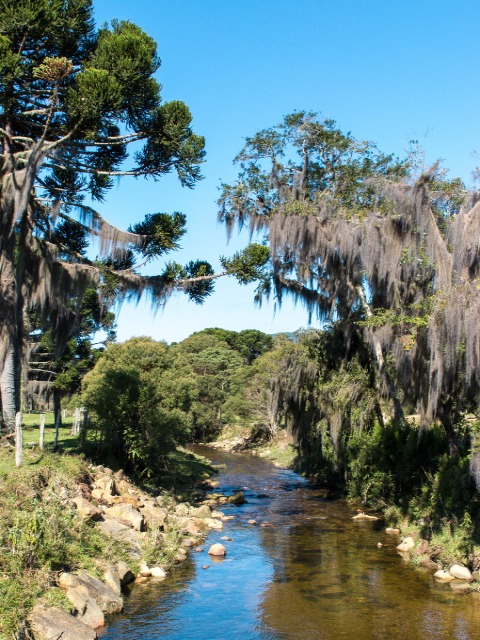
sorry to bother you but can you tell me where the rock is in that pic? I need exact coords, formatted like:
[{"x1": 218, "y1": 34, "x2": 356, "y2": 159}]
[
  {"x1": 97, "y1": 519, "x2": 143, "y2": 557},
  {"x1": 385, "y1": 527, "x2": 400, "y2": 534},
  {"x1": 449, "y1": 564, "x2": 472, "y2": 581},
  {"x1": 182, "y1": 537, "x2": 197, "y2": 548},
  {"x1": 139, "y1": 563, "x2": 151, "y2": 577},
  {"x1": 220, "y1": 536, "x2": 233, "y2": 541},
  {"x1": 175, "y1": 503, "x2": 190, "y2": 517},
  {"x1": 228, "y1": 491, "x2": 246, "y2": 505},
  {"x1": 190, "y1": 505, "x2": 212, "y2": 519},
  {"x1": 450, "y1": 580, "x2": 471, "y2": 591},
  {"x1": 352, "y1": 512, "x2": 379, "y2": 521},
  {"x1": 377, "y1": 542, "x2": 383, "y2": 548},
  {"x1": 205, "y1": 518, "x2": 223, "y2": 530},
  {"x1": 58, "y1": 570, "x2": 123, "y2": 614},
  {"x1": 80, "y1": 598, "x2": 105, "y2": 629},
  {"x1": 194, "y1": 547, "x2": 204, "y2": 552},
  {"x1": 416, "y1": 540, "x2": 430, "y2": 555},
  {"x1": 140, "y1": 505, "x2": 168, "y2": 530},
  {"x1": 222, "y1": 515, "x2": 235, "y2": 521},
  {"x1": 434, "y1": 570, "x2": 455, "y2": 582},
  {"x1": 104, "y1": 504, "x2": 144, "y2": 531},
  {"x1": 202, "y1": 565, "x2": 210, "y2": 569},
  {"x1": 94, "y1": 475, "x2": 115, "y2": 494},
  {"x1": 29, "y1": 607, "x2": 97, "y2": 640},
  {"x1": 117, "y1": 560, "x2": 135, "y2": 587},
  {"x1": 103, "y1": 563, "x2": 122, "y2": 595},
  {"x1": 260, "y1": 522, "x2": 274, "y2": 528},
  {"x1": 91, "y1": 488, "x2": 115, "y2": 504},
  {"x1": 248, "y1": 519, "x2": 257, "y2": 525},
  {"x1": 396, "y1": 536, "x2": 415, "y2": 552},
  {"x1": 183, "y1": 519, "x2": 201, "y2": 535},
  {"x1": 211, "y1": 510, "x2": 225, "y2": 519},
  {"x1": 208, "y1": 543, "x2": 226, "y2": 557},
  {"x1": 114, "y1": 469, "x2": 125, "y2": 481},
  {"x1": 71, "y1": 496, "x2": 102, "y2": 521},
  {"x1": 150, "y1": 566, "x2": 167, "y2": 579},
  {"x1": 65, "y1": 587, "x2": 88, "y2": 615}
]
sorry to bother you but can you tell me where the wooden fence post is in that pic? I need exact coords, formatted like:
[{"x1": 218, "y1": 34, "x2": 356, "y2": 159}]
[
  {"x1": 15, "y1": 412, "x2": 23, "y2": 467},
  {"x1": 39, "y1": 413, "x2": 45, "y2": 449}
]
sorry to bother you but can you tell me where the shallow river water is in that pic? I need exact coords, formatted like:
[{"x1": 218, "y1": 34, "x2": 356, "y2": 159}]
[{"x1": 100, "y1": 446, "x2": 480, "y2": 640}]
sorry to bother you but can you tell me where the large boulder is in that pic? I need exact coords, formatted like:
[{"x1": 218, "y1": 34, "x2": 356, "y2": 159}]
[
  {"x1": 97, "y1": 519, "x2": 143, "y2": 557},
  {"x1": 104, "y1": 504, "x2": 144, "y2": 531},
  {"x1": 228, "y1": 491, "x2": 246, "y2": 505},
  {"x1": 80, "y1": 598, "x2": 105, "y2": 629},
  {"x1": 29, "y1": 607, "x2": 97, "y2": 640},
  {"x1": 59, "y1": 570, "x2": 123, "y2": 614},
  {"x1": 102, "y1": 563, "x2": 122, "y2": 595}
]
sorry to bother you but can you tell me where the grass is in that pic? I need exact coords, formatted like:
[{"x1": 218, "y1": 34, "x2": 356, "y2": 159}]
[{"x1": 0, "y1": 447, "x2": 129, "y2": 638}]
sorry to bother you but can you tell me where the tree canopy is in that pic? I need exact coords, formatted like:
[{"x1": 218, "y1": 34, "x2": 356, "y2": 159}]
[{"x1": 218, "y1": 111, "x2": 478, "y2": 451}]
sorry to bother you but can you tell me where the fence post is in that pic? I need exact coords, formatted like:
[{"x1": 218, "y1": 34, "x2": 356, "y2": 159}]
[
  {"x1": 15, "y1": 412, "x2": 23, "y2": 467},
  {"x1": 39, "y1": 413, "x2": 45, "y2": 449}
]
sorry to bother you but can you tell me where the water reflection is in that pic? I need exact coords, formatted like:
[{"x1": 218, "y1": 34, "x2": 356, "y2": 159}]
[{"x1": 100, "y1": 447, "x2": 480, "y2": 640}]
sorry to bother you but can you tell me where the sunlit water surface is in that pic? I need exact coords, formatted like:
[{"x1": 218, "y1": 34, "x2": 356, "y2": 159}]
[{"x1": 99, "y1": 446, "x2": 480, "y2": 640}]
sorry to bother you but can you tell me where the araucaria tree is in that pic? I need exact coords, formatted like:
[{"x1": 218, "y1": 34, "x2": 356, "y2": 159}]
[
  {"x1": 0, "y1": 0, "x2": 212, "y2": 430},
  {"x1": 219, "y1": 111, "x2": 480, "y2": 461}
]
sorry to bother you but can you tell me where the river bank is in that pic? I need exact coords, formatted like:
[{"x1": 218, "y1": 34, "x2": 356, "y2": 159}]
[{"x1": 0, "y1": 445, "x2": 219, "y2": 639}]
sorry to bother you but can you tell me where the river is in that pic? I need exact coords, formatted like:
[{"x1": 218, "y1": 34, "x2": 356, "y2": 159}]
[{"x1": 99, "y1": 446, "x2": 480, "y2": 640}]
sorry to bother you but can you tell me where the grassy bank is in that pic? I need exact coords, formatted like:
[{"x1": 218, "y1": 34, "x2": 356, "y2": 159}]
[{"x1": 0, "y1": 427, "x2": 213, "y2": 639}]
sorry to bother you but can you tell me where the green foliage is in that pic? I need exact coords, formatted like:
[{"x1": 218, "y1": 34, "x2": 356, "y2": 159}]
[
  {"x1": 221, "y1": 243, "x2": 270, "y2": 284},
  {"x1": 82, "y1": 338, "x2": 192, "y2": 475}
]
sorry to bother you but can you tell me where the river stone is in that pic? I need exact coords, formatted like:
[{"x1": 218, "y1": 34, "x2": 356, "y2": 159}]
[
  {"x1": 450, "y1": 580, "x2": 471, "y2": 591},
  {"x1": 190, "y1": 504, "x2": 212, "y2": 518},
  {"x1": 396, "y1": 536, "x2": 415, "y2": 552},
  {"x1": 91, "y1": 488, "x2": 115, "y2": 504},
  {"x1": 29, "y1": 607, "x2": 97, "y2": 640},
  {"x1": 228, "y1": 491, "x2": 246, "y2": 505},
  {"x1": 211, "y1": 510, "x2": 225, "y2": 519},
  {"x1": 385, "y1": 527, "x2": 401, "y2": 534},
  {"x1": 59, "y1": 570, "x2": 123, "y2": 614},
  {"x1": 208, "y1": 543, "x2": 226, "y2": 557},
  {"x1": 71, "y1": 496, "x2": 102, "y2": 521},
  {"x1": 150, "y1": 566, "x2": 167, "y2": 578},
  {"x1": 139, "y1": 562, "x2": 151, "y2": 577},
  {"x1": 449, "y1": 564, "x2": 472, "y2": 580},
  {"x1": 104, "y1": 504, "x2": 144, "y2": 531},
  {"x1": 205, "y1": 518, "x2": 223, "y2": 530},
  {"x1": 434, "y1": 570, "x2": 455, "y2": 582}
]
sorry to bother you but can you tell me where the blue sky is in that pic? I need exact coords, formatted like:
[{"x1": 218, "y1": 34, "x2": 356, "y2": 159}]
[{"x1": 92, "y1": 0, "x2": 480, "y2": 343}]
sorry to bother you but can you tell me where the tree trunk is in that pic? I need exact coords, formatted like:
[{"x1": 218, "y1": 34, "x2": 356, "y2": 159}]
[{"x1": 1, "y1": 346, "x2": 17, "y2": 433}]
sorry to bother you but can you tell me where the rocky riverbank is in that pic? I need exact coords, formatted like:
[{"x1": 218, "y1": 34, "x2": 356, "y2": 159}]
[{"x1": 25, "y1": 463, "x2": 240, "y2": 640}]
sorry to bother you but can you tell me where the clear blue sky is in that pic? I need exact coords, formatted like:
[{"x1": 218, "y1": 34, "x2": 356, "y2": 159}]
[{"x1": 92, "y1": 0, "x2": 480, "y2": 343}]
